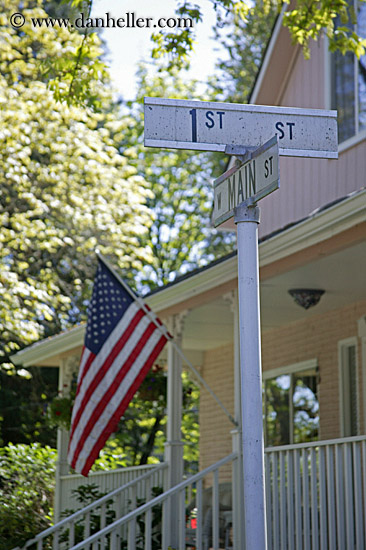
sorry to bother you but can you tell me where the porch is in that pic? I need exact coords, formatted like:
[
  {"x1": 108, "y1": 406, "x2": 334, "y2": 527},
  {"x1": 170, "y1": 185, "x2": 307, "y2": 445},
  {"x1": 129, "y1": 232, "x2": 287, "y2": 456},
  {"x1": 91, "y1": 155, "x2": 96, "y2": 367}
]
[{"x1": 10, "y1": 192, "x2": 366, "y2": 548}]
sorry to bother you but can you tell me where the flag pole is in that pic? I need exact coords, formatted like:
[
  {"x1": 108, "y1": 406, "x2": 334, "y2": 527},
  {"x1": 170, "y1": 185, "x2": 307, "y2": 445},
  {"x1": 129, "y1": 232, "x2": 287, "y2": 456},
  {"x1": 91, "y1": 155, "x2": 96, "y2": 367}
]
[{"x1": 96, "y1": 252, "x2": 237, "y2": 427}]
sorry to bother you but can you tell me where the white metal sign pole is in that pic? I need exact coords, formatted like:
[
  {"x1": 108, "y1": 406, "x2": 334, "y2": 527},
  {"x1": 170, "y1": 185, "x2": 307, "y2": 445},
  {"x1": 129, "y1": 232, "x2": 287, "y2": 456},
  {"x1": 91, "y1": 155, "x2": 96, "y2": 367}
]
[{"x1": 234, "y1": 202, "x2": 267, "y2": 549}]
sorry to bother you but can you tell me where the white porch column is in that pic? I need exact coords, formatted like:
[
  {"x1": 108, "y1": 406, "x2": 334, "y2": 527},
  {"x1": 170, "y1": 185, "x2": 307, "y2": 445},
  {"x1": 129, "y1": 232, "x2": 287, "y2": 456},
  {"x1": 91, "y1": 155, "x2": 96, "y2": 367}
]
[
  {"x1": 358, "y1": 316, "x2": 366, "y2": 433},
  {"x1": 163, "y1": 312, "x2": 187, "y2": 549},
  {"x1": 225, "y1": 290, "x2": 245, "y2": 549},
  {"x1": 54, "y1": 355, "x2": 79, "y2": 521}
]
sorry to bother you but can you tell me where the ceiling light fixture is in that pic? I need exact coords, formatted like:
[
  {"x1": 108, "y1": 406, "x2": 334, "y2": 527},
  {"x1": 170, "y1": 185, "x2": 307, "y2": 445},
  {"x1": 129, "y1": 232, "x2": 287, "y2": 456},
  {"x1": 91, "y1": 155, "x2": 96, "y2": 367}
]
[{"x1": 288, "y1": 288, "x2": 325, "y2": 310}]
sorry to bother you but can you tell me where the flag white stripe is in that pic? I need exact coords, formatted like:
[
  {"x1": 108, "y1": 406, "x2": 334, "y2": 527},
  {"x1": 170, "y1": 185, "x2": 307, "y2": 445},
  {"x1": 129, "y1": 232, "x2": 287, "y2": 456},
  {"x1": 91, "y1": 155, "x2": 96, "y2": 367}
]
[
  {"x1": 73, "y1": 328, "x2": 163, "y2": 472},
  {"x1": 69, "y1": 302, "x2": 139, "y2": 431},
  {"x1": 68, "y1": 312, "x2": 154, "y2": 460},
  {"x1": 69, "y1": 348, "x2": 92, "y2": 426}
]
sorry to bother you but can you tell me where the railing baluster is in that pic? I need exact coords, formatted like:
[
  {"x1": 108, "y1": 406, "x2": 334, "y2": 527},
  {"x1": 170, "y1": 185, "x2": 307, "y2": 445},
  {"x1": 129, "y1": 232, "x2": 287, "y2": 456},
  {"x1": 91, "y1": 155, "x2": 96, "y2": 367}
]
[
  {"x1": 100, "y1": 502, "x2": 106, "y2": 530},
  {"x1": 179, "y1": 489, "x2": 186, "y2": 550},
  {"x1": 69, "y1": 520, "x2": 75, "y2": 548},
  {"x1": 294, "y1": 449, "x2": 302, "y2": 550},
  {"x1": 127, "y1": 518, "x2": 136, "y2": 550},
  {"x1": 353, "y1": 441, "x2": 364, "y2": 549},
  {"x1": 287, "y1": 449, "x2": 295, "y2": 549},
  {"x1": 344, "y1": 442, "x2": 355, "y2": 549},
  {"x1": 212, "y1": 469, "x2": 219, "y2": 550},
  {"x1": 279, "y1": 451, "x2": 287, "y2": 550},
  {"x1": 335, "y1": 444, "x2": 345, "y2": 549},
  {"x1": 318, "y1": 446, "x2": 327, "y2": 550},
  {"x1": 196, "y1": 477, "x2": 203, "y2": 550},
  {"x1": 326, "y1": 445, "x2": 336, "y2": 548},
  {"x1": 265, "y1": 452, "x2": 272, "y2": 550},
  {"x1": 310, "y1": 448, "x2": 319, "y2": 550},
  {"x1": 272, "y1": 452, "x2": 279, "y2": 550},
  {"x1": 362, "y1": 440, "x2": 366, "y2": 547},
  {"x1": 110, "y1": 529, "x2": 118, "y2": 550},
  {"x1": 144, "y1": 509, "x2": 152, "y2": 550},
  {"x1": 84, "y1": 511, "x2": 91, "y2": 539},
  {"x1": 162, "y1": 498, "x2": 170, "y2": 550},
  {"x1": 144, "y1": 477, "x2": 152, "y2": 550},
  {"x1": 302, "y1": 448, "x2": 310, "y2": 550}
]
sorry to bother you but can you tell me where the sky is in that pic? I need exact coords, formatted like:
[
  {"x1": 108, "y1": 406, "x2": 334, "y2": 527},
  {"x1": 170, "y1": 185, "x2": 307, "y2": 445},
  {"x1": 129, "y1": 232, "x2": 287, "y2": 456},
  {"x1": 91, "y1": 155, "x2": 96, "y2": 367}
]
[{"x1": 91, "y1": 0, "x2": 223, "y2": 100}]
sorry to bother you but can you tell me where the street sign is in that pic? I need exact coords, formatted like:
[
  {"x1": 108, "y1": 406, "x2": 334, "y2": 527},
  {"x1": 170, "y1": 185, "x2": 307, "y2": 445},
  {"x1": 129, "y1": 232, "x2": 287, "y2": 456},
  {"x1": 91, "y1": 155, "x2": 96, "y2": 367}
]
[
  {"x1": 213, "y1": 136, "x2": 279, "y2": 227},
  {"x1": 144, "y1": 97, "x2": 338, "y2": 158}
]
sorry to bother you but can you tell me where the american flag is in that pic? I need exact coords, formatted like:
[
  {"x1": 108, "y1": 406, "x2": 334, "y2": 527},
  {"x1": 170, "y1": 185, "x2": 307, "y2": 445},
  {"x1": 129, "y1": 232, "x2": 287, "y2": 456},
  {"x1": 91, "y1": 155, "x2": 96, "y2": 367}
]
[{"x1": 67, "y1": 258, "x2": 169, "y2": 476}]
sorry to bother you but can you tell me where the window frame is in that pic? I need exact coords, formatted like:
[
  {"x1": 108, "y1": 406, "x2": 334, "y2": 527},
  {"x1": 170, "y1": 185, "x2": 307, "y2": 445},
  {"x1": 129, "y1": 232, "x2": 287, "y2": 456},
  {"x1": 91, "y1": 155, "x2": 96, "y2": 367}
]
[
  {"x1": 263, "y1": 359, "x2": 319, "y2": 446},
  {"x1": 338, "y1": 337, "x2": 359, "y2": 437},
  {"x1": 328, "y1": 0, "x2": 366, "y2": 148}
]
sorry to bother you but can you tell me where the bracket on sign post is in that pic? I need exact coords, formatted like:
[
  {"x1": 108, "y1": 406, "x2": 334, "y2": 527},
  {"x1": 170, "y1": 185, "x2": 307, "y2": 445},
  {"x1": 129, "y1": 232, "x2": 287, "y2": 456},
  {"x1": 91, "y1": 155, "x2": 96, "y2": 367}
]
[{"x1": 224, "y1": 144, "x2": 256, "y2": 164}]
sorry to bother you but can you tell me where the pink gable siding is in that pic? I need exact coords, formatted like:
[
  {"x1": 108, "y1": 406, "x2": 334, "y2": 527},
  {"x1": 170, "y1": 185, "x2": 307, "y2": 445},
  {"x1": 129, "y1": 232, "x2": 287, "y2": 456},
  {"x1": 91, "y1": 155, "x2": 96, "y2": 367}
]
[{"x1": 255, "y1": 38, "x2": 366, "y2": 239}]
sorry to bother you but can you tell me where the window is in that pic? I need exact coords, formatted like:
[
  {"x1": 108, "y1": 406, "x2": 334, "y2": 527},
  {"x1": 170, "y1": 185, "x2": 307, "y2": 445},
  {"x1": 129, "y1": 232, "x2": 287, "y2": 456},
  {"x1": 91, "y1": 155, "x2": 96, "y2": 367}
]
[
  {"x1": 339, "y1": 338, "x2": 359, "y2": 436},
  {"x1": 263, "y1": 360, "x2": 319, "y2": 447},
  {"x1": 331, "y1": 0, "x2": 366, "y2": 143}
]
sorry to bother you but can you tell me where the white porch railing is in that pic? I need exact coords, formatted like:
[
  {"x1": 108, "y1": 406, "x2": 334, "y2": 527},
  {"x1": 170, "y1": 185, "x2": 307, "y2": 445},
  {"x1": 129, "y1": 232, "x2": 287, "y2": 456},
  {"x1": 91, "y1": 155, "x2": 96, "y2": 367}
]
[
  {"x1": 14, "y1": 462, "x2": 167, "y2": 550},
  {"x1": 59, "y1": 464, "x2": 164, "y2": 517},
  {"x1": 66, "y1": 452, "x2": 238, "y2": 550},
  {"x1": 265, "y1": 434, "x2": 366, "y2": 550}
]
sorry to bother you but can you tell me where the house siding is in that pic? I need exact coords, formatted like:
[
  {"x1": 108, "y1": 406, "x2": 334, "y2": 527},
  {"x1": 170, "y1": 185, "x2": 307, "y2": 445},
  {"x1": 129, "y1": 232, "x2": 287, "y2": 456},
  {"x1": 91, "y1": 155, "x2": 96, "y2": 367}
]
[
  {"x1": 255, "y1": 37, "x2": 366, "y2": 241},
  {"x1": 199, "y1": 300, "x2": 366, "y2": 472},
  {"x1": 262, "y1": 299, "x2": 366, "y2": 440},
  {"x1": 199, "y1": 343, "x2": 235, "y2": 485}
]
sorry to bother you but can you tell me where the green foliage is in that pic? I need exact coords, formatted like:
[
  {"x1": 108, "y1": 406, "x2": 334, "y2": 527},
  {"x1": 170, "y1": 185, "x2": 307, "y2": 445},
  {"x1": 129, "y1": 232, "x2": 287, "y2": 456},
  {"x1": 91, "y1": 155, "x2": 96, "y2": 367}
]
[
  {"x1": 0, "y1": 367, "x2": 58, "y2": 447},
  {"x1": 12, "y1": 0, "x2": 365, "y2": 110},
  {"x1": 283, "y1": 0, "x2": 366, "y2": 58},
  {"x1": 122, "y1": 65, "x2": 235, "y2": 291},
  {"x1": 0, "y1": 0, "x2": 153, "y2": 371},
  {"x1": 210, "y1": 1, "x2": 277, "y2": 103},
  {"x1": 151, "y1": 0, "x2": 366, "y2": 68},
  {"x1": 0, "y1": 443, "x2": 56, "y2": 550}
]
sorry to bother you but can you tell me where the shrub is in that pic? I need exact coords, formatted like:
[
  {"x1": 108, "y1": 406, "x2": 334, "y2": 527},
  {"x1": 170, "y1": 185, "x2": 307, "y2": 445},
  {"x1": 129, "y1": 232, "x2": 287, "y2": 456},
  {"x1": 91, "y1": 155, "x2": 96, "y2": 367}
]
[{"x1": 0, "y1": 443, "x2": 56, "y2": 550}]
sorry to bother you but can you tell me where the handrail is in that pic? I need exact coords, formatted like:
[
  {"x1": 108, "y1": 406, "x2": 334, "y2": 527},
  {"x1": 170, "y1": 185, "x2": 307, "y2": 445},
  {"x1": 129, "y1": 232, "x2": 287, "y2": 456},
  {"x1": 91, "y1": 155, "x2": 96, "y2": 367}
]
[
  {"x1": 69, "y1": 452, "x2": 238, "y2": 549},
  {"x1": 265, "y1": 433, "x2": 366, "y2": 453},
  {"x1": 14, "y1": 462, "x2": 167, "y2": 549}
]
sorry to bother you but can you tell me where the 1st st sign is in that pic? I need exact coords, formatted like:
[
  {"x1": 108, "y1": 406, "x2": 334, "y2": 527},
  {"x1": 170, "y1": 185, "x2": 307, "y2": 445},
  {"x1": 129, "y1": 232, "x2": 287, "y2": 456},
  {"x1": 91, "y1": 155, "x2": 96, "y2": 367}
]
[
  {"x1": 144, "y1": 97, "x2": 338, "y2": 159},
  {"x1": 213, "y1": 136, "x2": 279, "y2": 227}
]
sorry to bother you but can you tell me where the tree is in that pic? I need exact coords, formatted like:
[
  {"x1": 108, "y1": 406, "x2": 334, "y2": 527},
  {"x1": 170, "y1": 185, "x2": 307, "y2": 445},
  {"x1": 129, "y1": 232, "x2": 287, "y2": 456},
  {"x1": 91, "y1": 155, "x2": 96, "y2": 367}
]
[
  {"x1": 37, "y1": 0, "x2": 366, "y2": 108},
  {"x1": 0, "y1": 0, "x2": 152, "y2": 364},
  {"x1": 0, "y1": 0, "x2": 153, "y2": 445},
  {"x1": 121, "y1": 65, "x2": 235, "y2": 290},
  {"x1": 210, "y1": 0, "x2": 277, "y2": 104}
]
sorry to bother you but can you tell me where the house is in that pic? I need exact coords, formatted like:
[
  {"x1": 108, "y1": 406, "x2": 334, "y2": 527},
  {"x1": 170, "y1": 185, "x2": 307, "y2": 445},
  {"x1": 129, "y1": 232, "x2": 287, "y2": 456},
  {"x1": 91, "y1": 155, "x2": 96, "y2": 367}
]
[{"x1": 11, "y1": 5, "x2": 366, "y2": 550}]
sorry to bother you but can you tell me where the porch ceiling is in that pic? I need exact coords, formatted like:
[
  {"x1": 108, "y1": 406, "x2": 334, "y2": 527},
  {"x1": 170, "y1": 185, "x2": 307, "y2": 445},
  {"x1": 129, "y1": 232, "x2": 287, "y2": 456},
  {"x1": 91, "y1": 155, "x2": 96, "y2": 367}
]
[
  {"x1": 180, "y1": 241, "x2": 366, "y2": 350},
  {"x1": 260, "y1": 240, "x2": 366, "y2": 330}
]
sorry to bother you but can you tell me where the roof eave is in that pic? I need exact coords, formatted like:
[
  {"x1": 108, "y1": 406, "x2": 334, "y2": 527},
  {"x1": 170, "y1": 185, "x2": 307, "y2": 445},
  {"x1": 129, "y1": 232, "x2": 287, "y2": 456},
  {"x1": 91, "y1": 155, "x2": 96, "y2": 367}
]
[{"x1": 11, "y1": 189, "x2": 366, "y2": 367}]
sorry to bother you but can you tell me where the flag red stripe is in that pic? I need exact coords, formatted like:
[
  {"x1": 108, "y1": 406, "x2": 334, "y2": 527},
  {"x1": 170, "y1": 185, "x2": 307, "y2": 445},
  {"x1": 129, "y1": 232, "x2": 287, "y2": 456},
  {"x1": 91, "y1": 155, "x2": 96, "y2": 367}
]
[
  {"x1": 80, "y1": 334, "x2": 167, "y2": 476},
  {"x1": 74, "y1": 347, "x2": 95, "y2": 399},
  {"x1": 71, "y1": 321, "x2": 159, "y2": 469},
  {"x1": 69, "y1": 308, "x2": 145, "y2": 444}
]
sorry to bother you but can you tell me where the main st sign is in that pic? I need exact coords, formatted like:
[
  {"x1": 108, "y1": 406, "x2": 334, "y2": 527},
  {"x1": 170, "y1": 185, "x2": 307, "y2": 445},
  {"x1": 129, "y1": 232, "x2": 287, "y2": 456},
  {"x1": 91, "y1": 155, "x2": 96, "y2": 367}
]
[
  {"x1": 144, "y1": 97, "x2": 338, "y2": 159},
  {"x1": 213, "y1": 136, "x2": 279, "y2": 227}
]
